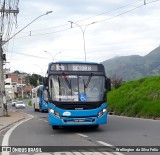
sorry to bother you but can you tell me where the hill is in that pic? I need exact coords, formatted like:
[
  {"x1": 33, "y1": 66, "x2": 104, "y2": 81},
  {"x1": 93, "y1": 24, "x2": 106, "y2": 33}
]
[
  {"x1": 101, "y1": 46, "x2": 160, "y2": 81},
  {"x1": 108, "y1": 76, "x2": 160, "y2": 118}
]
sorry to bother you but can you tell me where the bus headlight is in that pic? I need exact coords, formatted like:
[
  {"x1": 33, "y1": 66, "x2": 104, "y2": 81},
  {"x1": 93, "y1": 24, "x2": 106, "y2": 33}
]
[
  {"x1": 49, "y1": 109, "x2": 60, "y2": 118},
  {"x1": 98, "y1": 108, "x2": 107, "y2": 117}
]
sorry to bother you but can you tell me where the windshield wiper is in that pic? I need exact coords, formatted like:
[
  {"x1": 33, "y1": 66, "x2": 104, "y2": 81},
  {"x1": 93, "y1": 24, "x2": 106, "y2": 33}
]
[
  {"x1": 58, "y1": 77, "x2": 61, "y2": 96},
  {"x1": 84, "y1": 74, "x2": 93, "y2": 89},
  {"x1": 62, "y1": 73, "x2": 71, "y2": 89},
  {"x1": 64, "y1": 77, "x2": 71, "y2": 89}
]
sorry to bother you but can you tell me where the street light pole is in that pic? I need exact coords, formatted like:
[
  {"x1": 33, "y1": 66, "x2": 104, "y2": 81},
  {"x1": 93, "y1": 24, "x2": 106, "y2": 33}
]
[
  {"x1": 53, "y1": 51, "x2": 62, "y2": 62},
  {"x1": 44, "y1": 50, "x2": 62, "y2": 62},
  {"x1": 68, "y1": 21, "x2": 95, "y2": 62},
  {"x1": 44, "y1": 50, "x2": 54, "y2": 60},
  {"x1": 3, "y1": 11, "x2": 53, "y2": 45}
]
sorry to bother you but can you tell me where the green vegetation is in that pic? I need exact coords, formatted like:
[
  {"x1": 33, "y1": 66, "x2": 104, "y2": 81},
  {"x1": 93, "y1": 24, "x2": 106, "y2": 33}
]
[
  {"x1": 28, "y1": 100, "x2": 32, "y2": 106},
  {"x1": 108, "y1": 76, "x2": 160, "y2": 118},
  {"x1": 29, "y1": 74, "x2": 43, "y2": 87}
]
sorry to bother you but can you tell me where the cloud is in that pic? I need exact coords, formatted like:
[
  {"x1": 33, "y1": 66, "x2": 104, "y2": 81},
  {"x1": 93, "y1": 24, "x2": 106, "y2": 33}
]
[{"x1": 5, "y1": 0, "x2": 160, "y2": 74}]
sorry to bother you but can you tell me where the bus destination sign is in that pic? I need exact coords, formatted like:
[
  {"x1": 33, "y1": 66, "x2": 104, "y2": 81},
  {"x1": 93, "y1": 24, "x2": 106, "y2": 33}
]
[{"x1": 50, "y1": 64, "x2": 98, "y2": 71}]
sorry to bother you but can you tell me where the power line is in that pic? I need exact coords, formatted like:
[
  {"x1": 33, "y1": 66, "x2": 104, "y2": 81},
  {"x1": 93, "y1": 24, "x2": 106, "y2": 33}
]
[
  {"x1": 8, "y1": 51, "x2": 52, "y2": 60},
  {"x1": 7, "y1": 0, "x2": 143, "y2": 35},
  {"x1": 12, "y1": 0, "x2": 160, "y2": 39},
  {"x1": 94, "y1": 4, "x2": 144, "y2": 24}
]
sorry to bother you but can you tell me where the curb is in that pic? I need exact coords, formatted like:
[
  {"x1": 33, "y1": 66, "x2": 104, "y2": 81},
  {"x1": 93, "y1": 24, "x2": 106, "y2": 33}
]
[
  {"x1": 0, "y1": 117, "x2": 25, "y2": 132},
  {"x1": 0, "y1": 111, "x2": 33, "y2": 132}
]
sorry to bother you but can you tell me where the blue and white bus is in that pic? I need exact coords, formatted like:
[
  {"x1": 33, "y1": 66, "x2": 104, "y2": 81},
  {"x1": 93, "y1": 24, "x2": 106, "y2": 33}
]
[
  {"x1": 44, "y1": 62, "x2": 111, "y2": 129},
  {"x1": 32, "y1": 85, "x2": 48, "y2": 112}
]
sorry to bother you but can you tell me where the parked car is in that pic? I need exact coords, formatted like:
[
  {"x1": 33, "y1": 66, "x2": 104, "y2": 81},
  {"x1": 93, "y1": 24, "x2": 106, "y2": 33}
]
[
  {"x1": 15, "y1": 101, "x2": 25, "y2": 109},
  {"x1": 12, "y1": 100, "x2": 17, "y2": 107}
]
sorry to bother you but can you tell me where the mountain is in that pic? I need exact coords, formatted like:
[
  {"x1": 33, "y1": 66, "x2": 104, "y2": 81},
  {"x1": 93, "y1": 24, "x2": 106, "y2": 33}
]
[{"x1": 101, "y1": 46, "x2": 160, "y2": 81}]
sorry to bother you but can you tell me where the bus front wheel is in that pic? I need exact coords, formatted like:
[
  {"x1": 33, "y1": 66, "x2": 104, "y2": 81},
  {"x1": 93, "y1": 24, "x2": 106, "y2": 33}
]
[
  {"x1": 34, "y1": 104, "x2": 38, "y2": 112},
  {"x1": 52, "y1": 125, "x2": 59, "y2": 130},
  {"x1": 93, "y1": 125, "x2": 99, "y2": 129}
]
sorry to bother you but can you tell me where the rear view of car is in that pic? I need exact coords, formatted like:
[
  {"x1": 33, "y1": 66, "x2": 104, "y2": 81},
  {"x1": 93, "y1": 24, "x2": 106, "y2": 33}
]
[{"x1": 15, "y1": 101, "x2": 25, "y2": 109}]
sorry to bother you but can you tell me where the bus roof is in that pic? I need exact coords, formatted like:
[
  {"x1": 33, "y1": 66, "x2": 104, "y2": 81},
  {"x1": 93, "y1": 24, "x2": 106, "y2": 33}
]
[{"x1": 48, "y1": 61, "x2": 99, "y2": 66}]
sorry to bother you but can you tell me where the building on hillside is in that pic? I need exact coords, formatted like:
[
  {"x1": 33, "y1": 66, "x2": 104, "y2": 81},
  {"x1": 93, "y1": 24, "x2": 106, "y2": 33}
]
[
  {"x1": 5, "y1": 78, "x2": 18, "y2": 100},
  {"x1": 5, "y1": 74, "x2": 33, "y2": 99}
]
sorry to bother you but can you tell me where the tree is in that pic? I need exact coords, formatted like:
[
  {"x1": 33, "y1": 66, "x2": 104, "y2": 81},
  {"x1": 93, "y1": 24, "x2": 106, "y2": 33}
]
[
  {"x1": 11, "y1": 70, "x2": 42, "y2": 87},
  {"x1": 29, "y1": 74, "x2": 43, "y2": 87},
  {"x1": 111, "y1": 74, "x2": 123, "y2": 89},
  {"x1": 12, "y1": 70, "x2": 21, "y2": 74}
]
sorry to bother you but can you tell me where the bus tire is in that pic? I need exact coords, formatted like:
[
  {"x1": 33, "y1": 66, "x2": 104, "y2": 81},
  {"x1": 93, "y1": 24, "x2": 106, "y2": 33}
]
[
  {"x1": 34, "y1": 104, "x2": 36, "y2": 111},
  {"x1": 93, "y1": 125, "x2": 99, "y2": 129},
  {"x1": 40, "y1": 109, "x2": 44, "y2": 113},
  {"x1": 34, "y1": 104, "x2": 38, "y2": 112},
  {"x1": 52, "y1": 125, "x2": 59, "y2": 130},
  {"x1": 39, "y1": 104, "x2": 44, "y2": 112}
]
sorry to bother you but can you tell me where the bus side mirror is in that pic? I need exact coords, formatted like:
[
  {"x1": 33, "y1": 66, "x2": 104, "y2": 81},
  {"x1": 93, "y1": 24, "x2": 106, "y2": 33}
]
[
  {"x1": 106, "y1": 78, "x2": 111, "y2": 91},
  {"x1": 43, "y1": 89, "x2": 48, "y2": 102},
  {"x1": 43, "y1": 77, "x2": 48, "y2": 88}
]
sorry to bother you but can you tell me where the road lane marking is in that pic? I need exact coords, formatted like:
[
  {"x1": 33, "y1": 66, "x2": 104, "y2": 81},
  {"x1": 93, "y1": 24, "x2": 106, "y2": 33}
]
[
  {"x1": 43, "y1": 120, "x2": 48, "y2": 123},
  {"x1": 38, "y1": 118, "x2": 48, "y2": 122},
  {"x1": 97, "y1": 141, "x2": 124, "y2": 155},
  {"x1": 97, "y1": 141, "x2": 113, "y2": 146},
  {"x1": 77, "y1": 133, "x2": 88, "y2": 138},
  {"x1": 76, "y1": 134, "x2": 123, "y2": 155},
  {"x1": 1, "y1": 115, "x2": 33, "y2": 155},
  {"x1": 101, "y1": 153, "x2": 113, "y2": 155}
]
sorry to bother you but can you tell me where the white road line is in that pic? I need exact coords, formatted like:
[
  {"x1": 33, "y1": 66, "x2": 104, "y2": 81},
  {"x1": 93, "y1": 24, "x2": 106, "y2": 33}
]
[
  {"x1": 43, "y1": 120, "x2": 48, "y2": 123},
  {"x1": 97, "y1": 141, "x2": 124, "y2": 155},
  {"x1": 38, "y1": 118, "x2": 48, "y2": 123},
  {"x1": 102, "y1": 153, "x2": 113, "y2": 155},
  {"x1": 77, "y1": 133, "x2": 88, "y2": 138},
  {"x1": 2, "y1": 116, "x2": 33, "y2": 155},
  {"x1": 97, "y1": 141, "x2": 113, "y2": 147},
  {"x1": 38, "y1": 118, "x2": 45, "y2": 121}
]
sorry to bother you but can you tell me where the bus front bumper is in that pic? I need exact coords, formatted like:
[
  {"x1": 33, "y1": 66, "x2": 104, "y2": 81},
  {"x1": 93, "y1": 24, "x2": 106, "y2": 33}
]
[{"x1": 48, "y1": 110, "x2": 107, "y2": 126}]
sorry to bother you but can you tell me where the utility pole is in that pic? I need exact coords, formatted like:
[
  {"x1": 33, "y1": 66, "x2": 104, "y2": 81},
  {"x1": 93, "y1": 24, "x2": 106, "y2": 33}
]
[
  {"x1": 21, "y1": 75, "x2": 24, "y2": 98},
  {"x1": 0, "y1": 0, "x2": 52, "y2": 116},
  {"x1": 0, "y1": 1, "x2": 19, "y2": 116},
  {"x1": 0, "y1": 35, "x2": 8, "y2": 116},
  {"x1": 0, "y1": 36, "x2": 4, "y2": 115}
]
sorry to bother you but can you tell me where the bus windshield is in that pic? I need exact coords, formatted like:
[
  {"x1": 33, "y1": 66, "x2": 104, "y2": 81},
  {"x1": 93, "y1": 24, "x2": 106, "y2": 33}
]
[{"x1": 48, "y1": 75, "x2": 105, "y2": 102}]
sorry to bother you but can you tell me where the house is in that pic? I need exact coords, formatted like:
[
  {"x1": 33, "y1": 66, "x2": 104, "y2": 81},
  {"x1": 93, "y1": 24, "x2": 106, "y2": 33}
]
[{"x1": 5, "y1": 74, "x2": 33, "y2": 99}]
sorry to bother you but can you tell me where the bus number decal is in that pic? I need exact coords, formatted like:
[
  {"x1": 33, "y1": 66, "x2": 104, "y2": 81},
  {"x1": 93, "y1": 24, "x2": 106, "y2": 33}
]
[{"x1": 72, "y1": 65, "x2": 91, "y2": 71}]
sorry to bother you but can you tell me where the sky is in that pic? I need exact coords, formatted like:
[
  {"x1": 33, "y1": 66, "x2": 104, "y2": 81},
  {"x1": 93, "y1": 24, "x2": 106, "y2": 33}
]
[{"x1": 4, "y1": 0, "x2": 160, "y2": 76}]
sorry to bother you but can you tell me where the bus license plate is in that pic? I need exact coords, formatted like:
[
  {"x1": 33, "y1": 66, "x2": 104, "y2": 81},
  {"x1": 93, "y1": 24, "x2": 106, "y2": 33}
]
[{"x1": 75, "y1": 119, "x2": 85, "y2": 122}]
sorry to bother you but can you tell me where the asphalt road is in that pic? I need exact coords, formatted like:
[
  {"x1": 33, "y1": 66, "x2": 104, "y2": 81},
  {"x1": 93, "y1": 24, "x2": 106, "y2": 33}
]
[{"x1": 1, "y1": 101, "x2": 160, "y2": 155}]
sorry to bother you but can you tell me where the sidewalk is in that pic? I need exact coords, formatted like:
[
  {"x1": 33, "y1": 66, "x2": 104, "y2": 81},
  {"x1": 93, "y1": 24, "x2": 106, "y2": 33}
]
[{"x1": 0, "y1": 110, "x2": 31, "y2": 131}]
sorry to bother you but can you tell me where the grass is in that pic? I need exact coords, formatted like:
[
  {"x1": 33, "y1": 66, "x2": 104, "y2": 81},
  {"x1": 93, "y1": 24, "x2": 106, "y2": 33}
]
[{"x1": 108, "y1": 76, "x2": 160, "y2": 118}]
